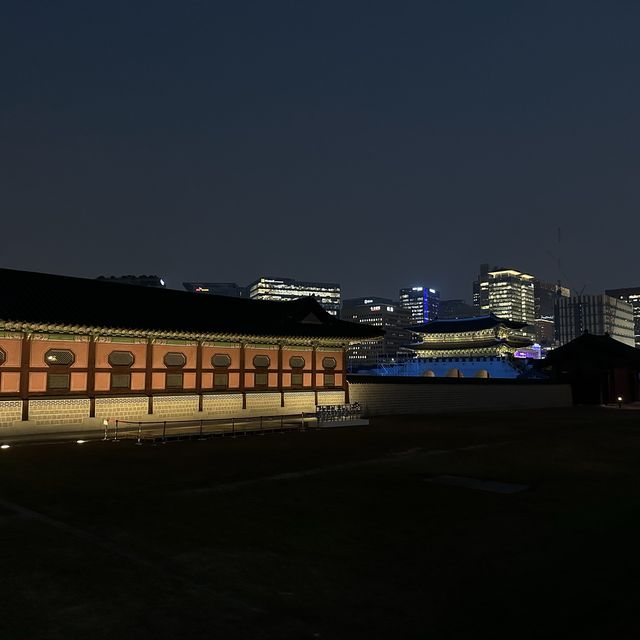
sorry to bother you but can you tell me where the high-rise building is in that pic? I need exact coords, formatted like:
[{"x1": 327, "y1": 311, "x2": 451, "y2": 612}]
[
  {"x1": 399, "y1": 287, "x2": 440, "y2": 325},
  {"x1": 248, "y1": 277, "x2": 341, "y2": 316},
  {"x1": 486, "y1": 269, "x2": 535, "y2": 325},
  {"x1": 555, "y1": 294, "x2": 634, "y2": 347},
  {"x1": 438, "y1": 299, "x2": 476, "y2": 319},
  {"x1": 97, "y1": 275, "x2": 166, "y2": 288},
  {"x1": 342, "y1": 299, "x2": 413, "y2": 367},
  {"x1": 533, "y1": 280, "x2": 571, "y2": 347},
  {"x1": 472, "y1": 263, "x2": 493, "y2": 311},
  {"x1": 183, "y1": 282, "x2": 248, "y2": 297},
  {"x1": 605, "y1": 287, "x2": 640, "y2": 347}
]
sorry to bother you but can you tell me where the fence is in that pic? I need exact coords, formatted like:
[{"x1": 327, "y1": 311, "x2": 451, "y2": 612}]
[{"x1": 105, "y1": 404, "x2": 364, "y2": 444}]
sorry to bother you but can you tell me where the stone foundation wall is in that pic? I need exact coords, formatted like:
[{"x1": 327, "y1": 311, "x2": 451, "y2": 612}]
[
  {"x1": 283, "y1": 391, "x2": 316, "y2": 412},
  {"x1": 348, "y1": 378, "x2": 571, "y2": 416},
  {"x1": 95, "y1": 396, "x2": 149, "y2": 421},
  {"x1": 202, "y1": 393, "x2": 244, "y2": 416},
  {"x1": 317, "y1": 390, "x2": 346, "y2": 405},
  {"x1": 28, "y1": 398, "x2": 91, "y2": 426},
  {"x1": 0, "y1": 400, "x2": 22, "y2": 427},
  {"x1": 245, "y1": 392, "x2": 283, "y2": 414},
  {"x1": 152, "y1": 395, "x2": 200, "y2": 418}
]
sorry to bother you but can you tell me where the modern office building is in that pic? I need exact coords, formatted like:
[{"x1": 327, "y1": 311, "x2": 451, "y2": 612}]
[
  {"x1": 399, "y1": 287, "x2": 440, "y2": 324},
  {"x1": 438, "y1": 299, "x2": 476, "y2": 319},
  {"x1": 533, "y1": 280, "x2": 571, "y2": 347},
  {"x1": 97, "y1": 275, "x2": 166, "y2": 288},
  {"x1": 472, "y1": 263, "x2": 494, "y2": 311},
  {"x1": 183, "y1": 282, "x2": 248, "y2": 298},
  {"x1": 486, "y1": 268, "x2": 535, "y2": 325},
  {"x1": 342, "y1": 299, "x2": 413, "y2": 367},
  {"x1": 605, "y1": 287, "x2": 640, "y2": 347},
  {"x1": 0, "y1": 268, "x2": 380, "y2": 430},
  {"x1": 555, "y1": 294, "x2": 634, "y2": 347},
  {"x1": 249, "y1": 277, "x2": 341, "y2": 316}
]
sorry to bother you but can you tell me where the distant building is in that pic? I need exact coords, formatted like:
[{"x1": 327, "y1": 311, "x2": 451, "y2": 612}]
[
  {"x1": 249, "y1": 277, "x2": 341, "y2": 316},
  {"x1": 399, "y1": 287, "x2": 440, "y2": 324},
  {"x1": 342, "y1": 299, "x2": 413, "y2": 367},
  {"x1": 438, "y1": 299, "x2": 476, "y2": 319},
  {"x1": 605, "y1": 287, "x2": 640, "y2": 347},
  {"x1": 183, "y1": 282, "x2": 248, "y2": 298},
  {"x1": 533, "y1": 280, "x2": 571, "y2": 347},
  {"x1": 472, "y1": 263, "x2": 494, "y2": 311},
  {"x1": 96, "y1": 275, "x2": 165, "y2": 288},
  {"x1": 486, "y1": 268, "x2": 535, "y2": 325},
  {"x1": 555, "y1": 294, "x2": 634, "y2": 347}
]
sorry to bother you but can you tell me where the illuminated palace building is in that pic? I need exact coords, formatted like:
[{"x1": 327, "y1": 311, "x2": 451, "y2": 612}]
[
  {"x1": 354, "y1": 314, "x2": 534, "y2": 379},
  {"x1": 0, "y1": 269, "x2": 379, "y2": 431}
]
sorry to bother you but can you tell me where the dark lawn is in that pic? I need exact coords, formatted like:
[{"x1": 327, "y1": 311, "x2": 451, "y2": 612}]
[{"x1": 1, "y1": 407, "x2": 640, "y2": 639}]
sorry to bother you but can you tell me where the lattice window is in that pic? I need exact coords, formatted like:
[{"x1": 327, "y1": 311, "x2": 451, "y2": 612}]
[
  {"x1": 47, "y1": 373, "x2": 70, "y2": 390},
  {"x1": 214, "y1": 373, "x2": 229, "y2": 389},
  {"x1": 164, "y1": 352, "x2": 186, "y2": 368},
  {"x1": 0, "y1": 348, "x2": 5, "y2": 365},
  {"x1": 212, "y1": 354, "x2": 231, "y2": 368},
  {"x1": 253, "y1": 355, "x2": 270, "y2": 368},
  {"x1": 289, "y1": 356, "x2": 305, "y2": 368},
  {"x1": 166, "y1": 372, "x2": 184, "y2": 389},
  {"x1": 108, "y1": 351, "x2": 134, "y2": 367},
  {"x1": 322, "y1": 357, "x2": 337, "y2": 369},
  {"x1": 111, "y1": 373, "x2": 131, "y2": 389},
  {"x1": 45, "y1": 349, "x2": 75, "y2": 366},
  {"x1": 323, "y1": 373, "x2": 335, "y2": 387}
]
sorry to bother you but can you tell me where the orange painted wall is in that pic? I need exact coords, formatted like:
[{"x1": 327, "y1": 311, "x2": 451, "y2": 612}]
[
  {"x1": 183, "y1": 372, "x2": 196, "y2": 389},
  {"x1": 228, "y1": 372, "x2": 240, "y2": 388},
  {"x1": 95, "y1": 343, "x2": 147, "y2": 369},
  {"x1": 0, "y1": 338, "x2": 22, "y2": 367},
  {"x1": 95, "y1": 373, "x2": 110, "y2": 391},
  {"x1": 303, "y1": 373, "x2": 312, "y2": 387},
  {"x1": 152, "y1": 372, "x2": 165, "y2": 389},
  {"x1": 29, "y1": 372, "x2": 47, "y2": 392},
  {"x1": 131, "y1": 372, "x2": 146, "y2": 390},
  {"x1": 202, "y1": 372, "x2": 213, "y2": 388},
  {"x1": 1, "y1": 372, "x2": 20, "y2": 393},
  {"x1": 70, "y1": 372, "x2": 87, "y2": 392},
  {"x1": 30, "y1": 340, "x2": 89, "y2": 368},
  {"x1": 268, "y1": 372, "x2": 278, "y2": 387},
  {"x1": 282, "y1": 372, "x2": 291, "y2": 386}
]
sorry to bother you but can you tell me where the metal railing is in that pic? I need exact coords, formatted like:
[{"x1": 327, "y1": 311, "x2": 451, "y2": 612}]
[
  {"x1": 104, "y1": 404, "x2": 365, "y2": 444},
  {"x1": 106, "y1": 412, "x2": 318, "y2": 444}
]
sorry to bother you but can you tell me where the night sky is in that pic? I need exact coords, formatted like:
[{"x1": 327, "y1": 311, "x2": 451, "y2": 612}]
[{"x1": 2, "y1": 1, "x2": 639, "y2": 301}]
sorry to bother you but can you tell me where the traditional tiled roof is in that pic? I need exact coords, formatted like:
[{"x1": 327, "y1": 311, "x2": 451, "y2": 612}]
[
  {"x1": 410, "y1": 313, "x2": 530, "y2": 334},
  {"x1": 541, "y1": 333, "x2": 640, "y2": 370},
  {"x1": 0, "y1": 268, "x2": 383, "y2": 342}
]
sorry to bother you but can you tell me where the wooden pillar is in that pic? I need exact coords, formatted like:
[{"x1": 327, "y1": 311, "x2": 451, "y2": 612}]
[
  {"x1": 312, "y1": 344, "x2": 318, "y2": 406},
  {"x1": 146, "y1": 338, "x2": 154, "y2": 415},
  {"x1": 19, "y1": 332, "x2": 31, "y2": 421},
  {"x1": 341, "y1": 345, "x2": 350, "y2": 403},
  {"x1": 278, "y1": 343, "x2": 284, "y2": 407},
  {"x1": 240, "y1": 342, "x2": 246, "y2": 409},
  {"x1": 196, "y1": 340, "x2": 203, "y2": 412},
  {"x1": 87, "y1": 335, "x2": 97, "y2": 417}
]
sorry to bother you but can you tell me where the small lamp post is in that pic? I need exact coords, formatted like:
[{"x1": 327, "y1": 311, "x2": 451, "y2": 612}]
[{"x1": 617, "y1": 396, "x2": 623, "y2": 408}]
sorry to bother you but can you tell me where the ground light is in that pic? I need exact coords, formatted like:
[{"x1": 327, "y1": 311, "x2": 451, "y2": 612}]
[
  {"x1": 618, "y1": 396, "x2": 623, "y2": 408},
  {"x1": 76, "y1": 440, "x2": 87, "y2": 444},
  {"x1": 1, "y1": 444, "x2": 10, "y2": 449}
]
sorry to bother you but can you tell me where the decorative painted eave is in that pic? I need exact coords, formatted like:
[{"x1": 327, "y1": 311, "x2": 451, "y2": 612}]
[{"x1": 0, "y1": 320, "x2": 369, "y2": 347}]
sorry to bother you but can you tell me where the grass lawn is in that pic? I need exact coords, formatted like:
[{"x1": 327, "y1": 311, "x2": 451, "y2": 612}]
[{"x1": 0, "y1": 407, "x2": 639, "y2": 639}]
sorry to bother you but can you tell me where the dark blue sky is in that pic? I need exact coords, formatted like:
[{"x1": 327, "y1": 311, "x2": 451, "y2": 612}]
[{"x1": 2, "y1": 1, "x2": 639, "y2": 300}]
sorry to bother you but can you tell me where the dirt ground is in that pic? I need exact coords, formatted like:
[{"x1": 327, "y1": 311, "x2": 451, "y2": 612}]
[{"x1": 0, "y1": 407, "x2": 639, "y2": 639}]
